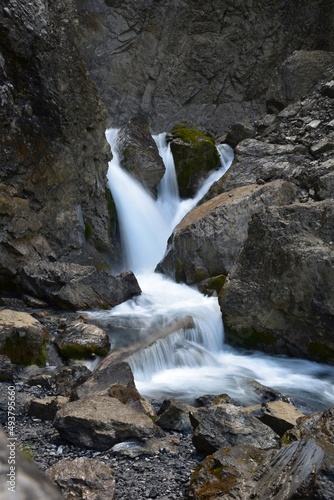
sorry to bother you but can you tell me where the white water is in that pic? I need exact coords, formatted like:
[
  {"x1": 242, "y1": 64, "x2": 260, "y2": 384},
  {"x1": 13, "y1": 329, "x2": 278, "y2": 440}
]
[{"x1": 94, "y1": 128, "x2": 334, "y2": 413}]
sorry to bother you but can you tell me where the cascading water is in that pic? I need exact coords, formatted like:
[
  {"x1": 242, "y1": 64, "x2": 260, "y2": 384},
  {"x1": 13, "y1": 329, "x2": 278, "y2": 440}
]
[{"x1": 90, "y1": 129, "x2": 334, "y2": 413}]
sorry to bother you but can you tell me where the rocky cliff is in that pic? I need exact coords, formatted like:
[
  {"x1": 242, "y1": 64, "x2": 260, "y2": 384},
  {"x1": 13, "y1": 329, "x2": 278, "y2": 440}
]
[
  {"x1": 74, "y1": 0, "x2": 334, "y2": 134},
  {"x1": 0, "y1": 0, "x2": 140, "y2": 307}
]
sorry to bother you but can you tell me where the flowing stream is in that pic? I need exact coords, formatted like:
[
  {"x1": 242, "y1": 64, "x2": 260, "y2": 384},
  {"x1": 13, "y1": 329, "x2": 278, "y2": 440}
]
[{"x1": 89, "y1": 129, "x2": 334, "y2": 413}]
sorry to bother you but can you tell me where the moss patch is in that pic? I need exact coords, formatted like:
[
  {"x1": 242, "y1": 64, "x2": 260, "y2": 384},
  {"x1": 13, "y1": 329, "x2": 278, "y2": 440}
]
[
  {"x1": 225, "y1": 325, "x2": 276, "y2": 349},
  {"x1": 58, "y1": 342, "x2": 109, "y2": 360},
  {"x1": 84, "y1": 221, "x2": 94, "y2": 240},
  {"x1": 2, "y1": 333, "x2": 48, "y2": 367}
]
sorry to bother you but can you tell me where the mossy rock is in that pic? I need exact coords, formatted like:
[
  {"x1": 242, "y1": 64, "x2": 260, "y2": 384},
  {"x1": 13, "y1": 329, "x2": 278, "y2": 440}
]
[
  {"x1": 0, "y1": 309, "x2": 50, "y2": 367},
  {"x1": 307, "y1": 342, "x2": 334, "y2": 362},
  {"x1": 169, "y1": 124, "x2": 220, "y2": 198}
]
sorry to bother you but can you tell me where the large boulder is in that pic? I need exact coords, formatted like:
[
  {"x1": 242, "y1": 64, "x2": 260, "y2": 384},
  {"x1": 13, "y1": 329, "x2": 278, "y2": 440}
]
[
  {"x1": 220, "y1": 201, "x2": 334, "y2": 361},
  {"x1": 158, "y1": 179, "x2": 299, "y2": 285},
  {"x1": 53, "y1": 395, "x2": 155, "y2": 450},
  {"x1": 18, "y1": 262, "x2": 141, "y2": 310},
  {"x1": 116, "y1": 115, "x2": 165, "y2": 197},
  {"x1": 0, "y1": 309, "x2": 49, "y2": 366}
]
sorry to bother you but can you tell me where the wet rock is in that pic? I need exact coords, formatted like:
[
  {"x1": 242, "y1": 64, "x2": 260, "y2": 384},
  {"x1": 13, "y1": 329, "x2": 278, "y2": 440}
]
[
  {"x1": 116, "y1": 115, "x2": 165, "y2": 197},
  {"x1": 53, "y1": 396, "x2": 155, "y2": 450},
  {"x1": 47, "y1": 457, "x2": 116, "y2": 500},
  {"x1": 0, "y1": 426, "x2": 64, "y2": 499},
  {"x1": 55, "y1": 320, "x2": 110, "y2": 361},
  {"x1": 195, "y1": 394, "x2": 235, "y2": 408},
  {"x1": 189, "y1": 404, "x2": 280, "y2": 455},
  {"x1": 244, "y1": 379, "x2": 291, "y2": 405},
  {"x1": 0, "y1": 309, "x2": 49, "y2": 366},
  {"x1": 19, "y1": 262, "x2": 141, "y2": 310},
  {"x1": 159, "y1": 179, "x2": 298, "y2": 285},
  {"x1": 220, "y1": 201, "x2": 334, "y2": 361},
  {"x1": 28, "y1": 396, "x2": 69, "y2": 421},
  {"x1": 168, "y1": 124, "x2": 220, "y2": 198},
  {"x1": 156, "y1": 399, "x2": 194, "y2": 432}
]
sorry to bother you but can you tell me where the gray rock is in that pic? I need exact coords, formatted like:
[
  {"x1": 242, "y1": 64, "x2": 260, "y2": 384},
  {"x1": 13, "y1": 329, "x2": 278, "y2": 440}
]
[
  {"x1": 19, "y1": 262, "x2": 141, "y2": 310},
  {"x1": 251, "y1": 401, "x2": 304, "y2": 437},
  {"x1": 54, "y1": 365, "x2": 92, "y2": 397},
  {"x1": 28, "y1": 396, "x2": 69, "y2": 421},
  {"x1": 53, "y1": 396, "x2": 155, "y2": 450},
  {"x1": 286, "y1": 406, "x2": 334, "y2": 444},
  {"x1": 116, "y1": 115, "x2": 165, "y2": 197},
  {"x1": 189, "y1": 404, "x2": 280, "y2": 455},
  {"x1": 251, "y1": 439, "x2": 333, "y2": 499},
  {"x1": 156, "y1": 399, "x2": 194, "y2": 432},
  {"x1": 47, "y1": 457, "x2": 116, "y2": 500}
]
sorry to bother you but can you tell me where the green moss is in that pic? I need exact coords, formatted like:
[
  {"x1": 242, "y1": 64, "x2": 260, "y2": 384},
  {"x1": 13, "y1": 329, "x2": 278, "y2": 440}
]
[
  {"x1": 58, "y1": 342, "x2": 109, "y2": 360},
  {"x1": 209, "y1": 275, "x2": 227, "y2": 294},
  {"x1": 307, "y1": 342, "x2": 334, "y2": 362},
  {"x1": 2, "y1": 334, "x2": 48, "y2": 367},
  {"x1": 171, "y1": 124, "x2": 216, "y2": 146}
]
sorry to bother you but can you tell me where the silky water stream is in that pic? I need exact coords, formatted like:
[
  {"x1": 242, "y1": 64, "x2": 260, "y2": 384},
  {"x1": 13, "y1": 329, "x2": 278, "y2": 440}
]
[{"x1": 88, "y1": 129, "x2": 334, "y2": 414}]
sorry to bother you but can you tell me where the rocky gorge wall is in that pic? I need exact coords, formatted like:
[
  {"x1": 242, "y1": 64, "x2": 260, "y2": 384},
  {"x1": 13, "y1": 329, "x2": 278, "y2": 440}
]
[{"x1": 74, "y1": 0, "x2": 334, "y2": 134}]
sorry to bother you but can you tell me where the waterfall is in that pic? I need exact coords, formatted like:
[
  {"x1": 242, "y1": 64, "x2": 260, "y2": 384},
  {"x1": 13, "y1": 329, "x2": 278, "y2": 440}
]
[{"x1": 89, "y1": 129, "x2": 334, "y2": 412}]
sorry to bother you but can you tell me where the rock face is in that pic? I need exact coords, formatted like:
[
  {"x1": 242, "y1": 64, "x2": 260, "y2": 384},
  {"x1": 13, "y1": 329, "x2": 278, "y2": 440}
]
[
  {"x1": 0, "y1": 309, "x2": 49, "y2": 366},
  {"x1": 74, "y1": 0, "x2": 334, "y2": 134},
  {"x1": 0, "y1": 0, "x2": 125, "y2": 307}
]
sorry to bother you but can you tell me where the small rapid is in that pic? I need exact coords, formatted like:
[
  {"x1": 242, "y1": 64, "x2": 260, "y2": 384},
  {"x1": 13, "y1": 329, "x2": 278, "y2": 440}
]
[{"x1": 90, "y1": 128, "x2": 334, "y2": 413}]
